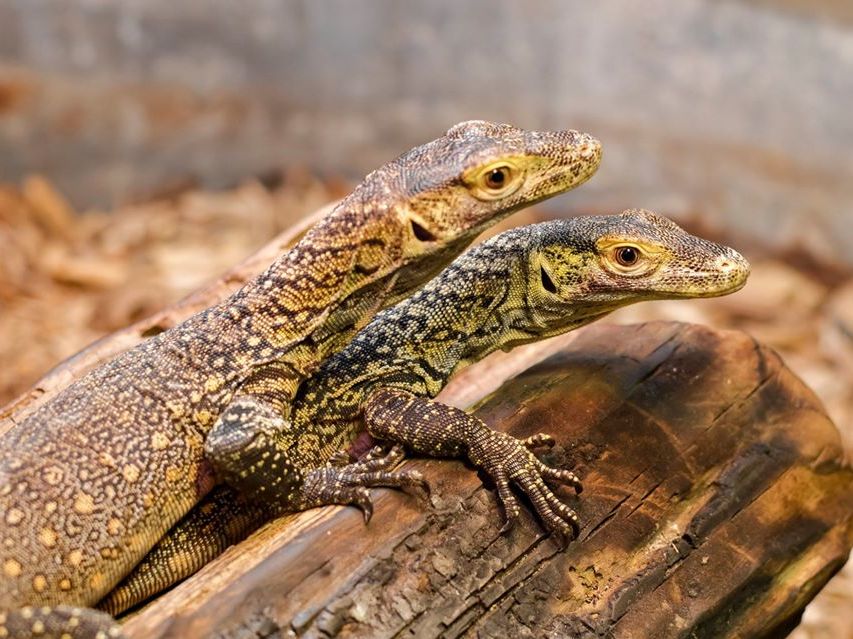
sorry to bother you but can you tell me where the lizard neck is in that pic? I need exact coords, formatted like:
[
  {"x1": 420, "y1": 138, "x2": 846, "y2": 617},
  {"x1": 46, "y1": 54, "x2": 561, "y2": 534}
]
[
  {"x1": 218, "y1": 195, "x2": 406, "y2": 369},
  {"x1": 302, "y1": 238, "x2": 523, "y2": 405},
  {"x1": 237, "y1": 199, "x2": 364, "y2": 346}
]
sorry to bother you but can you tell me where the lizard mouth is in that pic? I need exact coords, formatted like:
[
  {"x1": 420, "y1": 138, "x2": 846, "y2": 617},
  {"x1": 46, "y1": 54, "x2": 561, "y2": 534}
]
[
  {"x1": 717, "y1": 276, "x2": 749, "y2": 295},
  {"x1": 665, "y1": 275, "x2": 749, "y2": 299},
  {"x1": 670, "y1": 250, "x2": 751, "y2": 299}
]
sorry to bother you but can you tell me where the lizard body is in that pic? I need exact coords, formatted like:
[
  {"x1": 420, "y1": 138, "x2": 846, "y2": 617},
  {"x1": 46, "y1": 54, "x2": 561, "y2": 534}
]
[
  {"x1": 0, "y1": 121, "x2": 601, "y2": 637},
  {"x1": 106, "y1": 210, "x2": 749, "y2": 614}
]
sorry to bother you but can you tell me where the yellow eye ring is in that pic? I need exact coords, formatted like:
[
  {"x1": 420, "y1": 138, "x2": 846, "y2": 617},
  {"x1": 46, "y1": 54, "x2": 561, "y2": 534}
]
[
  {"x1": 602, "y1": 244, "x2": 653, "y2": 275},
  {"x1": 464, "y1": 161, "x2": 523, "y2": 201}
]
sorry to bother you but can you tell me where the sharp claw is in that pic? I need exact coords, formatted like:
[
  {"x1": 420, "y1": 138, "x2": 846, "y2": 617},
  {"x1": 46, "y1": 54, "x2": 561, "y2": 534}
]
[
  {"x1": 556, "y1": 507, "x2": 580, "y2": 541},
  {"x1": 523, "y1": 433, "x2": 556, "y2": 450},
  {"x1": 541, "y1": 465, "x2": 583, "y2": 493},
  {"x1": 561, "y1": 470, "x2": 583, "y2": 493},
  {"x1": 499, "y1": 517, "x2": 515, "y2": 535},
  {"x1": 553, "y1": 529, "x2": 570, "y2": 550},
  {"x1": 353, "y1": 487, "x2": 374, "y2": 524},
  {"x1": 549, "y1": 514, "x2": 576, "y2": 546},
  {"x1": 409, "y1": 473, "x2": 431, "y2": 500}
]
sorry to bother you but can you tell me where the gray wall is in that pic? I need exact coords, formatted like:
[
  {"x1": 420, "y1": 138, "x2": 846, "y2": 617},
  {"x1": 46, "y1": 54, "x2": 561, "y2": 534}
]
[{"x1": 1, "y1": 0, "x2": 851, "y2": 263}]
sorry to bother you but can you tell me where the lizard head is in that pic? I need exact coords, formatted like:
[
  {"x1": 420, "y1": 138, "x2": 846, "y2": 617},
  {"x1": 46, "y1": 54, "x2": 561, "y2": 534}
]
[
  {"x1": 518, "y1": 209, "x2": 750, "y2": 337},
  {"x1": 268, "y1": 121, "x2": 600, "y2": 354},
  {"x1": 351, "y1": 120, "x2": 602, "y2": 303}
]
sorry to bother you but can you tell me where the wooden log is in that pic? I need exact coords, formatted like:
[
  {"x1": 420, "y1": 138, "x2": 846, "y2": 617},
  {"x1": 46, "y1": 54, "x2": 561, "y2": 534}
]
[{"x1": 119, "y1": 321, "x2": 852, "y2": 639}]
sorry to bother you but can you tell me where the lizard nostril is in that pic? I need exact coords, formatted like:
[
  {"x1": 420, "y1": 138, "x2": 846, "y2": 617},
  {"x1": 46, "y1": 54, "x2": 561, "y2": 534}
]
[
  {"x1": 716, "y1": 256, "x2": 735, "y2": 271},
  {"x1": 579, "y1": 139, "x2": 601, "y2": 159}
]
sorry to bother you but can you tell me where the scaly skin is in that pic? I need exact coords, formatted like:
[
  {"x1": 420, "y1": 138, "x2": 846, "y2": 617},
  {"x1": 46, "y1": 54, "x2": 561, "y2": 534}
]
[
  {"x1": 106, "y1": 210, "x2": 749, "y2": 614},
  {"x1": 0, "y1": 121, "x2": 601, "y2": 637}
]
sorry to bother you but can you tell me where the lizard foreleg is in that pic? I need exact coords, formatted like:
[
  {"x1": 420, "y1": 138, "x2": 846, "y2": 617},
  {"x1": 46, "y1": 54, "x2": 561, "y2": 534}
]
[
  {"x1": 362, "y1": 388, "x2": 583, "y2": 541},
  {"x1": 206, "y1": 386, "x2": 427, "y2": 514}
]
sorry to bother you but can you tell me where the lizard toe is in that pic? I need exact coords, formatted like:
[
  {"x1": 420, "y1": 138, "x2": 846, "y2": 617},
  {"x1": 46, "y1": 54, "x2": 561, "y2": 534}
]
[
  {"x1": 363, "y1": 444, "x2": 388, "y2": 462},
  {"x1": 328, "y1": 449, "x2": 354, "y2": 467},
  {"x1": 521, "y1": 433, "x2": 556, "y2": 450},
  {"x1": 515, "y1": 470, "x2": 580, "y2": 543},
  {"x1": 351, "y1": 486, "x2": 374, "y2": 523},
  {"x1": 535, "y1": 459, "x2": 583, "y2": 494},
  {"x1": 495, "y1": 474, "x2": 521, "y2": 535},
  {"x1": 352, "y1": 468, "x2": 430, "y2": 499},
  {"x1": 356, "y1": 444, "x2": 406, "y2": 472}
]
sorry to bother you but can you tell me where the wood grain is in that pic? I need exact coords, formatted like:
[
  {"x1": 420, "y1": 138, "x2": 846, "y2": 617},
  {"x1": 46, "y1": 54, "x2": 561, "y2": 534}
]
[{"x1": 120, "y1": 321, "x2": 853, "y2": 639}]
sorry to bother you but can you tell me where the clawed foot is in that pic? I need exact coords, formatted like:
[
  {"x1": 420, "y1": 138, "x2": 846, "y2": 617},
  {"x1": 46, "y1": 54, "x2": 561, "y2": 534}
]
[
  {"x1": 469, "y1": 430, "x2": 582, "y2": 544},
  {"x1": 301, "y1": 444, "x2": 430, "y2": 522}
]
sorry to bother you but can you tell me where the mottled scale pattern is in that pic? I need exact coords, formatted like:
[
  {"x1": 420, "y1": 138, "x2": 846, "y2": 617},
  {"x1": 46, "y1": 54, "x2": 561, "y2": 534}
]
[
  {"x1": 97, "y1": 489, "x2": 269, "y2": 617},
  {"x1": 204, "y1": 122, "x2": 603, "y2": 496},
  {"x1": 0, "y1": 120, "x2": 602, "y2": 632},
  {"x1": 110, "y1": 210, "x2": 749, "y2": 613},
  {"x1": 0, "y1": 606, "x2": 122, "y2": 639},
  {"x1": 291, "y1": 211, "x2": 751, "y2": 490}
]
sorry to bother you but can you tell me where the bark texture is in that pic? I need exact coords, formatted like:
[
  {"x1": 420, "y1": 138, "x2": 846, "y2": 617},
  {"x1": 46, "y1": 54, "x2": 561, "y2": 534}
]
[{"x1": 117, "y1": 321, "x2": 852, "y2": 639}]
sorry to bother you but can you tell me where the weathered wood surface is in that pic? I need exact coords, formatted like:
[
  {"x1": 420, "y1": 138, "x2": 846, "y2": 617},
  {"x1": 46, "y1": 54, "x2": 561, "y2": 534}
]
[{"x1": 118, "y1": 321, "x2": 852, "y2": 639}]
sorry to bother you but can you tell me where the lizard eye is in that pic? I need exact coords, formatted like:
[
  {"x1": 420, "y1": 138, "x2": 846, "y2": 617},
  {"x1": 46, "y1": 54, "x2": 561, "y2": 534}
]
[
  {"x1": 614, "y1": 246, "x2": 640, "y2": 267},
  {"x1": 464, "y1": 160, "x2": 523, "y2": 201},
  {"x1": 603, "y1": 243, "x2": 655, "y2": 276},
  {"x1": 484, "y1": 166, "x2": 512, "y2": 190}
]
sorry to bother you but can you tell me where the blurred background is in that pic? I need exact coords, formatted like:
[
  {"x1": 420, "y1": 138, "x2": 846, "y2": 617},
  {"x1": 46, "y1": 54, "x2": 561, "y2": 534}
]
[{"x1": 0, "y1": 1, "x2": 850, "y2": 636}]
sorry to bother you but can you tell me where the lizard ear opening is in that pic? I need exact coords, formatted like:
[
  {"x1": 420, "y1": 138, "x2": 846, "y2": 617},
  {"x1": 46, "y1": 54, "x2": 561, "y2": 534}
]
[
  {"x1": 410, "y1": 219, "x2": 438, "y2": 242},
  {"x1": 540, "y1": 264, "x2": 558, "y2": 294}
]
